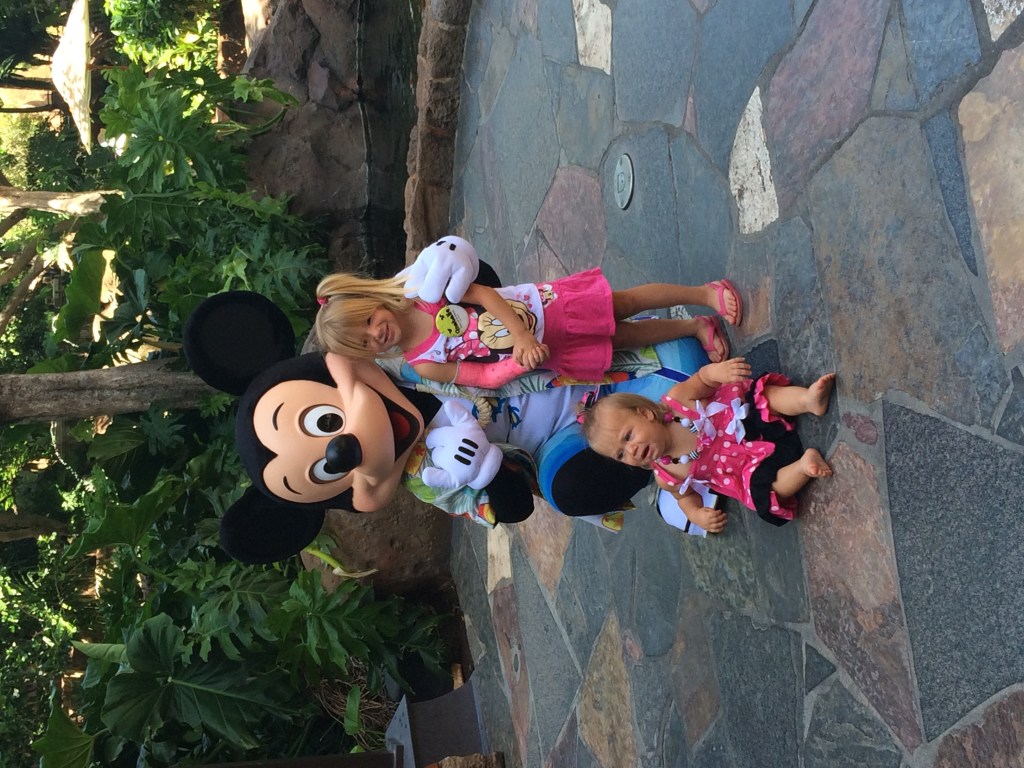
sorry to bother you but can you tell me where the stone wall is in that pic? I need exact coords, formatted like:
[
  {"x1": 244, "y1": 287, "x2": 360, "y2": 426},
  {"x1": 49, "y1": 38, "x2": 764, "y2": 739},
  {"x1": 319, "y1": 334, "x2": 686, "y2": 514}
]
[{"x1": 403, "y1": 0, "x2": 473, "y2": 263}]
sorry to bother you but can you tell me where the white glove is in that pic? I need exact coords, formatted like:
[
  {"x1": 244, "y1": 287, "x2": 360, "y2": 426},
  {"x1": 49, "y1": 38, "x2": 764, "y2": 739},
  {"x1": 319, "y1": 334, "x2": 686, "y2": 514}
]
[
  {"x1": 422, "y1": 402, "x2": 502, "y2": 490},
  {"x1": 397, "y1": 235, "x2": 480, "y2": 303}
]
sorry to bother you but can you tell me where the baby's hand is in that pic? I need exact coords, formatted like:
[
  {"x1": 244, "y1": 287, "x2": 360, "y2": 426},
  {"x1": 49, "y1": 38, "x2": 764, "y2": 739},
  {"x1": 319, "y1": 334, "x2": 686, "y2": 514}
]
[
  {"x1": 514, "y1": 336, "x2": 550, "y2": 370},
  {"x1": 708, "y1": 357, "x2": 751, "y2": 385},
  {"x1": 690, "y1": 505, "x2": 727, "y2": 533}
]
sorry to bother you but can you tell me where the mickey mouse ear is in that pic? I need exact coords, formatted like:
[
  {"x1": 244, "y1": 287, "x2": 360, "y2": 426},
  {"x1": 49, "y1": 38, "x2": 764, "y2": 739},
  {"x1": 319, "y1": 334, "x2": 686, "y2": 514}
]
[
  {"x1": 184, "y1": 291, "x2": 297, "y2": 395},
  {"x1": 219, "y1": 487, "x2": 328, "y2": 563}
]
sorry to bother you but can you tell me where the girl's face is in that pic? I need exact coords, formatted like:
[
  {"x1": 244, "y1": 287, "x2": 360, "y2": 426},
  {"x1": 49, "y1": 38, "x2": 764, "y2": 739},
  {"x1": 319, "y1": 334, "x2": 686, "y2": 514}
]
[
  {"x1": 592, "y1": 405, "x2": 669, "y2": 467},
  {"x1": 362, "y1": 307, "x2": 401, "y2": 354}
]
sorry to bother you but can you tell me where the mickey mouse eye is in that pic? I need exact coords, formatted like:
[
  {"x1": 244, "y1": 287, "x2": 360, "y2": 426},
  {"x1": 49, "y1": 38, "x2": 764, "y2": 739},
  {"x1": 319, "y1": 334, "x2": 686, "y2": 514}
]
[
  {"x1": 301, "y1": 405, "x2": 346, "y2": 437},
  {"x1": 310, "y1": 458, "x2": 348, "y2": 483}
]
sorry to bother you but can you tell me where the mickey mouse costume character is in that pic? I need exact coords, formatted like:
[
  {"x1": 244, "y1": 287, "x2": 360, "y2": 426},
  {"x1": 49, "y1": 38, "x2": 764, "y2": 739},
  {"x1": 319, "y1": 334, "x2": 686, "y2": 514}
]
[{"x1": 183, "y1": 241, "x2": 711, "y2": 563}]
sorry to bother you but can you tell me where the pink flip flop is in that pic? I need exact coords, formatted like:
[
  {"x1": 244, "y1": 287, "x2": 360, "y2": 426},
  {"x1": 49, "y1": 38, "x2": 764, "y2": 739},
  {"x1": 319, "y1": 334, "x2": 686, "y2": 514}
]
[
  {"x1": 695, "y1": 315, "x2": 729, "y2": 362},
  {"x1": 706, "y1": 279, "x2": 743, "y2": 326}
]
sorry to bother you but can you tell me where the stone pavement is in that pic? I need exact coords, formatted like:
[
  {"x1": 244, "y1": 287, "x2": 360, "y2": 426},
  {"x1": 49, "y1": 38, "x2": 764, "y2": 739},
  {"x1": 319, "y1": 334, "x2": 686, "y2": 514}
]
[{"x1": 440, "y1": 1, "x2": 1024, "y2": 766}]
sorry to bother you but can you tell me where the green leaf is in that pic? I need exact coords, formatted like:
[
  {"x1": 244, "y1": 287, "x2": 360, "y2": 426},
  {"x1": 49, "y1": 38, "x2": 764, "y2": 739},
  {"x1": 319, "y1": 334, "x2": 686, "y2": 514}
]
[
  {"x1": 343, "y1": 685, "x2": 362, "y2": 736},
  {"x1": 73, "y1": 474, "x2": 184, "y2": 551},
  {"x1": 101, "y1": 671, "x2": 174, "y2": 743},
  {"x1": 72, "y1": 641, "x2": 128, "y2": 665},
  {"x1": 53, "y1": 250, "x2": 108, "y2": 343},
  {"x1": 87, "y1": 421, "x2": 146, "y2": 462},
  {"x1": 32, "y1": 692, "x2": 95, "y2": 768}
]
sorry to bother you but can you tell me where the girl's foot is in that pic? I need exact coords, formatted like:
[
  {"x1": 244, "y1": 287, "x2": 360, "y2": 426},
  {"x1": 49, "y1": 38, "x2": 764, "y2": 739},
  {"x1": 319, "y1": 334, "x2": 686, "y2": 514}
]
[
  {"x1": 704, "y1": 280, "x2": 743, "y2": 325},
  {"x1": 799, "y1": 449, "x2": 833, "y2": 478},
  {"x1": 694, "y1": 315, "x2": 729, "y2": 362},
  {"x1": 806, "y1": 373, "x2": 836, "y2": 416}
]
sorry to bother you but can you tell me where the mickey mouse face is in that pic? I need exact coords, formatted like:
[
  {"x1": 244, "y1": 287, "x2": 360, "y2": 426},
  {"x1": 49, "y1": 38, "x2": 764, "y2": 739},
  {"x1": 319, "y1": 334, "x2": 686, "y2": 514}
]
[{"x1": 243, "y1": 353, "x2": 423, "y2": 510}]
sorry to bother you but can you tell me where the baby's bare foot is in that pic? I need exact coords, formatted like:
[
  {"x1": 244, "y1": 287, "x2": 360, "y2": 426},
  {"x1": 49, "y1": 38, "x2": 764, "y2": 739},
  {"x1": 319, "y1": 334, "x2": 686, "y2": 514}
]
[
  {"x1": 800, "y1": 449, "x2": 833, "y2": 478},
  {"x1": 806, "y1": 373, "x2": 836, "y2": 416}
]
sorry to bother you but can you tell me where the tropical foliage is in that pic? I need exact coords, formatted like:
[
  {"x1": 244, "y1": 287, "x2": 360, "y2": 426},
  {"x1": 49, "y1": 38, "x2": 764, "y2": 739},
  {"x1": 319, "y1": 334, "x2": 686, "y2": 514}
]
[{"x1": 1, "y1": 5, "x2": 442, "y2": 767}]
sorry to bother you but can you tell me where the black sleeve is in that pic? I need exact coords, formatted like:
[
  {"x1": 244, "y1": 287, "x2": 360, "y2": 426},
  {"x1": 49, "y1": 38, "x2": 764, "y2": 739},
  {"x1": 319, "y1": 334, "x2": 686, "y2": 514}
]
[{"x1": 485, "y1": 463, "x2": 536, "y2": 524}]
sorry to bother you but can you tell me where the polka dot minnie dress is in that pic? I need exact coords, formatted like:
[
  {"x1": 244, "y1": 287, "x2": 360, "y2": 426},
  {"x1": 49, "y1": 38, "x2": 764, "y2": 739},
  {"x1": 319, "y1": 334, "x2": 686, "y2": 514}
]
[{"x1": 660, "y1": 373, "x2": 804, "y2": 525}]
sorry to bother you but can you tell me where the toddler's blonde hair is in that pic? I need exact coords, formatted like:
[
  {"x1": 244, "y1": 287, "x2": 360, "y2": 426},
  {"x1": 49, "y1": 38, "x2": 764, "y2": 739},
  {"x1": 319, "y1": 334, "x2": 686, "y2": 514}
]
[{"x1": 314, "y1": 272, "x2": 413, "y2": 359}]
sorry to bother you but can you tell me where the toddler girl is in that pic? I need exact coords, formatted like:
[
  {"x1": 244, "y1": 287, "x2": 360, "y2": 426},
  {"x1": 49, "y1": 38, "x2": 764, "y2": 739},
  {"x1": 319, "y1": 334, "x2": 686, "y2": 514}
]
[
  {"x1": 314, "y1": 240, "x2": 742, "y2": 389},
  {"x1": 580, "y1": 357, "x2": 835, "y2": 533}
]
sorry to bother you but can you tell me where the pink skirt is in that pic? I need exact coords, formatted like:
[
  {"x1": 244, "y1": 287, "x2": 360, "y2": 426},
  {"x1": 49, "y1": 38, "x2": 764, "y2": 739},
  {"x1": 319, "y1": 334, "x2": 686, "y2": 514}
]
[{"x1": 541, "y1": 268, "x2": 615, "y2": 382}]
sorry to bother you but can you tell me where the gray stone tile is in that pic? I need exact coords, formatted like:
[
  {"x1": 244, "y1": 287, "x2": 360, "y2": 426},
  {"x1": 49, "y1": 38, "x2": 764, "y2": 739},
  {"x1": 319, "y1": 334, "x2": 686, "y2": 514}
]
[
  {"x1": 884, "y1": 401, "x2": 1024, "y2": 739},
  {"x1": 556, "y1": 65, "x2": 615, "y2": 172},
  {"x1": 603, "y1": 128, "x2": 683, "y2": 282},
  {"x1": 690, "y1": 720, "x2": 733, "y2": 768},
  {"x1": 612, "y1": 0, "x2": 697, "y2": 124},
  {"x1": 871, "y1": 8, "x2": 920, "y2": 112},
  {"x1": 628, "y1": 508, "x2": 687, "y2": 656},
  {"x1": 511, "y1": 540, "x2": 582, "y2": 754},
  {"x1": 804, "y1": 643, "x2": 836, "y2": 692},
  {"x1": 707, "y1": 612, "x2": 802, "y2": 766},
  {"x1": 537, "y1": 0, "x2": 577, "y2": 64},
  {"x1": 488, "y1": 35, "x2": 561, "y2": 244},
  {"x1": 902, "y1": 0, "x2": 982, "y2": 100},
  {"x1": 924, "y1": 108, "x2": 979, "y2": 276},
  {"x1": 804, "y1": 678, "x2": 902, "y2": 768},
  {"x1": 555, "y1": 523, "x2": 613, "y2": 669},
  {"x1": 471, "y1": 642, "x2": 521, "y2": 764},
  {"x1": 807, "y1": 116, "x2": 1007, "y2": 427},
  {"x1": 628, "y1": 653, "x2": 684, "y2": 767},
  {"x1": 694, "y1": 0, "x2": 794, "y2": 170},
  {"x1": 748, "y1": 510, "x2": 808, "y2": 623},
  {"x1": 769, "y1": 212, "x2": 837, "y2": 387},
  {"x1": 683, "y1": 495, "x2": 760, "y2": 611},
  {"x1": 996, "y1": 367, "x2": 1024, "y2": 446},
  {"x1": 670, "y1": 131, "x2": 735, "y2": 288}
]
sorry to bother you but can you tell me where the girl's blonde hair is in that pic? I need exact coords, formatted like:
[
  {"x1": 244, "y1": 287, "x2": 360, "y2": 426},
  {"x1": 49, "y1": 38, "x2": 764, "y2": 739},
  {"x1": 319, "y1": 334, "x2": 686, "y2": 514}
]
[
  {"x1": 579, "y1": 392, "x2": 668, "y2": 457},
  {"x1": 314, "y1": 272, "x2": 413, "y2": 359}
]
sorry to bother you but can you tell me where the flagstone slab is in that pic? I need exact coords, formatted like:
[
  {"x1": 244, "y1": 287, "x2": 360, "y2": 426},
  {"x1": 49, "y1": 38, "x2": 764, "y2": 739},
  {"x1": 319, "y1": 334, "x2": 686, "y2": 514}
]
[
  {"x1": 706, "y1": 612, "x2": 801, "y2": 766},
  {"x1": 802, "y1": 443, "x2": 922, "y2": 750},
  {"x1": 765, "y1": 0, "x2": 889, "y2": 210},
  {"x1": 622, "y1": 509, "x2": 686, "y2": 657},
  {"x1": 537, "y1": 0, "x2": 576, "y2": 63},
  {"x1": 628, "y1": 653, "x2": 686, "y2": 766},
  {"x1": 804, "y1": 644, "x2": 836, "y2": 692},
  {"x1": 902, "y1": 0, "x2": 981, "y2": 100},
  {"x1": 536, "y1": 166, "x2": 607, "y2": 275},
  {"x1": 672, "y1": 593, "x2": 721, "y2": 748},
  {"x1": 516, "y1": 498, "x2": 573, "y2": 597},
  {"x1": 871, "y1": 10, "x2": 919, "y2": 111},
  {"x1": 982, "y1": 0, "x2": 1024, "y2": 40},
  {"x1": 695, "y1": 0, "x2": 793, "y2": 171},
  {"x1": 602, "y1": 128, "x2": 682, "y2": 282},
  {"x1": 959, "y1": 44, "x2": 1024, "y2": 354},
  {"x1": 804, "y1": 679, "x2": 902, "y2": 768},
  {"x1": 729, "y1": 88, "x2": 780, "y2": 235},
  {"x1": 933, "y1": 690, "x2": 1024, "y2": 768},
  {"x1": 555, "y1": 524, "x2": 613, "y2": 670},
  {"x1": 807, "y1": 116, "x2": 1006, "y2": 427},
  {"x1": 611, "y1": 0, "x2": 696, "y2": 125},
  {"x1": 511, "y1": 541, "x2": 582, "y2": 755},
  {"x1": 490, "y1": 578, "x2": 533, "y2": 764},
  {"x1": 553, "y1": 66, "x2": 614, "y2": 172},
  {"x1": 488, "y1": 34, "x2": 561, "y2": 244},
  {"x1": 884, "y1": 402, "x2": 1024, "y2": 740},
  {"x1": 578, "y1": 612, "x2": 638, "y2": 768},
  {"x1": 670, "y1": 130, "x2": 735, "y2": 288},
  {"x1": 571, "y1": 0, "x2": 612, "y2": 74},
  {"x1": 996, "y1": 367, "x2": 1024, "y2": 445},
  {"x1": 924, "y1": 108, "x2": 979, "y2": 276}
]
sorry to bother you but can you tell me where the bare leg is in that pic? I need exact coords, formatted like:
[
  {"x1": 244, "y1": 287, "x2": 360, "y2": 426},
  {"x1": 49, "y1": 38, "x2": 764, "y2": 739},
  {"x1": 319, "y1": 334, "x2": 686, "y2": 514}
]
[
  {"x1": 611, "y1": 317, "x2": 728, "y2": 362},
  {"x1": 762, "y1": 373, "x2": 835, "y2": 417},
  {"x1": 612, "y1": 283, "x2": 739, "y2": 322},
  {"x1": 771, "y1": 449, "x2": 833, "y2": 498}
]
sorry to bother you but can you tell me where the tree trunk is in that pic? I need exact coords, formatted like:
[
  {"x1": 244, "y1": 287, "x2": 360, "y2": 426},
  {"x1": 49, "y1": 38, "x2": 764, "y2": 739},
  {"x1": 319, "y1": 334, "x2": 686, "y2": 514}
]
[
  {"x1": 0, "y1": 509, "x2": 67, "y2": 542},
  {"x1": 0, "y1": 209, "x2": 29, "y2": 239},
  {"x1": 0, "y1": 186, "x2": 117, "y2": 216},
  {"x1": 0, "y1": 246, "x2": 44, "y2": 337},
  {"x1": 0, "y1": 246, "x2": 35, "y2": 286},
  {"x1": 0, "y1": 361, "x2": 216, "y2": 424}
]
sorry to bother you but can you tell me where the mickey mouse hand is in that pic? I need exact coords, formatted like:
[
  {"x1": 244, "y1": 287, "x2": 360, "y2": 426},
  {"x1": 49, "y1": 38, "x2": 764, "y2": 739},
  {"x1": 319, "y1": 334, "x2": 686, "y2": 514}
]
[
  {"x1": 422, "y1": 401, "x2": 502, "y2": 490},
  {"x1": 398, "y1": 235, "x2": 480, "y2": 303}
]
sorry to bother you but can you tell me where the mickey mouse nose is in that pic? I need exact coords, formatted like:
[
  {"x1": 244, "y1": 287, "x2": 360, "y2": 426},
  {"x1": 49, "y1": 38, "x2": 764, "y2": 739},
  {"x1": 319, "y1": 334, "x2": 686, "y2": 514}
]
[{"x1": 324, "y1": 434, "x2": 362, "y2": 473}]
